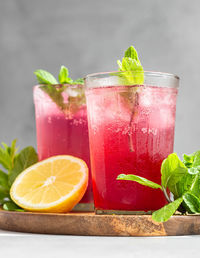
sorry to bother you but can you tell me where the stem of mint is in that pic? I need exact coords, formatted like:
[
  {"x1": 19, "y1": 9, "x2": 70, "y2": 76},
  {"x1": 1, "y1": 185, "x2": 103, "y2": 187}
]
[
  {"x1": 128, "y1": 92, "x2": 138, "y2": 152},
  {"x1": 162, "y1": 185, "x2": 171, "y2": 203},
  {"x1": 39, "y1": 84, "x2": 67, "y2": 112}
]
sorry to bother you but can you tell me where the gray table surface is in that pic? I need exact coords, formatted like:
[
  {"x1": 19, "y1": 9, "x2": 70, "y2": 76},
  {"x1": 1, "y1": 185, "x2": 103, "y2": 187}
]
[{"x1": 0, "y1": 229, "x2": 199, "y2": 258}]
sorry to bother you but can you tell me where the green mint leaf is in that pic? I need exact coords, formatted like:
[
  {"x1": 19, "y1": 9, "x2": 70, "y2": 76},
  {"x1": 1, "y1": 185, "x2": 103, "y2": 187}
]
[
  {"x1": 72, "y1": 78, "x2": 84, "y2": 85},
  {"x1": 176, "y1": 151, "x2": 200, "y2": 200},
  {"x1": 0, "y1": 146, "x2": 12, "y2": 170},
  {"x1": 168, "y1": 173, "x2": 200, "y2": 213},
  {"x1": 188, "y1": 174, "x2": 200, "y2": 198},
  {"x1": 58, "y1": 66, "x2": 69, "y2": 84},
  {"x1": 152, "y1": 197, "x2": 183, "y2": 222},
  {"x1": 191, "y1": 151, "x2": 200, "y2": 167},
  {"x1": 40, "y1": 85, "x2": 67, "y2": 111},
  {"x1": 10, "y1": 139, "x2": 18, "y2": 164},
  {"x1": 0, "y1": 170, "x2": 9, "y2": 194},
  {"x1": 175, "y1": 171, "x2": 200, "y2": 201},
  {"x1": 1, "y1": 139, "x2": 18, "y2": 168},
  {"x1": 117, "y1": 174, "x2": 162, "y2": 189},
  {"x1": 8, "y1": 146, "x2": 38, "y2": 186},
  {"x1": 63, "y1": 77, "x2": 73, "y2": 84},
  {"x1": 183, "y1": 192, "x2": 200, "y2": 213},
  {"x1": 66, "y1": 78, "x2": 74, "y2": 84},
  {"x1": 183, "y1": 151, "x2": 200, "y2": 168},
  {"x1": 117, "y1": 46, "x2": 144, "y2": 85},
  {"x1": 0, "y1": 141, "x2": 16, "y2": 171},
  {"x1": 175, "y1": 173, "x2": 197, "y2": 199},
  {"x1": 161, "y1": 153, "x2": 188, "y2": 191},
  {"x1": 121, "y1": 58, "x2": 144, "y2": 84},
  {"x1": 124, "y1": 46, "x2": 140, "y2": 60},
  {"x1": 34, "y1": 69, "x2": 58, "y2": 85},
  {"x1": 3, "y1": 201, "x2": 24, "y2": 212},
  {"x1": 183, "y1": 154, "x2": 194, "y2": 168}
]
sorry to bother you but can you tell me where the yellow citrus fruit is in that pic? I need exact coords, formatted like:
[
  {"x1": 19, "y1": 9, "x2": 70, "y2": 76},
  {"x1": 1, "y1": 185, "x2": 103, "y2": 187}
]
[{"x1": 10, "y1": 155, "x2": 88, "y2": 213}]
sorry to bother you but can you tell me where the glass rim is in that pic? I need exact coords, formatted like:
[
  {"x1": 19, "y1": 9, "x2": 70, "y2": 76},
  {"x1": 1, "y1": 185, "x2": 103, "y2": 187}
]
[
  {"x1": 33, "y1": 83, "x2": 84, "y2": 88},
  {"x1": 85, "y1": 70, "x2": 180, "y2": 80},
  {"x1": 85, "y1": 71, "x2": 179, "y2": 89}
]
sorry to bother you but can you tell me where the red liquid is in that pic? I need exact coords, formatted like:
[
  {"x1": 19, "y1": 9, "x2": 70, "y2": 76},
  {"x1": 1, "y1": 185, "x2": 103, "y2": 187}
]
[
  {"x1": 34, "y1": 86, "x2": 93, "y2": 204},
  {"x1": 86, "y1": 85, "x2": 177, "y2": 211}
]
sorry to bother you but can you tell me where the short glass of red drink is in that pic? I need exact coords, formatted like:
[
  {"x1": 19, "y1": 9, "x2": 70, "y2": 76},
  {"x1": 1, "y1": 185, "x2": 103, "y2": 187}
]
[
  {"x1": 33, "y1": 84, "x2": 93, "y2": 211},
  {"x1": 85, "y1": 71, "x2": 179, "y2": 214}
]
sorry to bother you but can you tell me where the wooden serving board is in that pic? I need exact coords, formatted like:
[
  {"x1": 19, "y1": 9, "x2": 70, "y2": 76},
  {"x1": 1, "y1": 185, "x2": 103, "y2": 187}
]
[{"x1": 0, "y1": 207, "x2": 200, "y2": 236}]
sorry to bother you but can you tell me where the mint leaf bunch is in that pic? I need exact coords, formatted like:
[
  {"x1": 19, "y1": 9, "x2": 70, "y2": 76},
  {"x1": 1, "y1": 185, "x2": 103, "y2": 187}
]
[
  {"x1": 117, "y1": 151, "x2": 200, "y2": 222},
  {"x1": 0, "y1": 140, "x2": 38, "y2": 211},
  {"x1": 34, "y1": 65, "x2": 84, "y2": 85},
  {"x1": 34, "y1": 66, "x2": 85, "y2": 115},
  {"x1": 117, "y1": 46, "x2": 144, "y2": 85},
  {"x1": 116, "y1": 46, "x2": 144, "y2": 152}
]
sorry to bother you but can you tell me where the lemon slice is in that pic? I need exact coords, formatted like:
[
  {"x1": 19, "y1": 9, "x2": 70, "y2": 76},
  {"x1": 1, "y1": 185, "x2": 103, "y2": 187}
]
[{"x1": 10, "y1": 155, "x2": 88, "y2": 212}]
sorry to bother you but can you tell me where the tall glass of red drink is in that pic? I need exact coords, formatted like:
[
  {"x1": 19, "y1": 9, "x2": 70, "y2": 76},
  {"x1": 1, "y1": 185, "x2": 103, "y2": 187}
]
[
  {"x1": 85, "y1": 71, "x2": 179, "y2": 213},
  {"x1": 33, "y1": 84, "x2": 93, "y2": 211}
]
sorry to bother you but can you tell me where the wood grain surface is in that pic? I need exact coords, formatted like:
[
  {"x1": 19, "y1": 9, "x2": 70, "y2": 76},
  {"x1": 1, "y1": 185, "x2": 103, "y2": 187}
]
[{"x1": 0, "y1": 208, "x2": 200, "y2": 236}]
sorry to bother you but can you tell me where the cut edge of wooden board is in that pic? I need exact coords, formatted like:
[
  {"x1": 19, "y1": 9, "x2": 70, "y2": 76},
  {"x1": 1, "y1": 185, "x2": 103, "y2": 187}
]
[{"x1": 0, "y1": 208, "x2": 200, "y2": 236}]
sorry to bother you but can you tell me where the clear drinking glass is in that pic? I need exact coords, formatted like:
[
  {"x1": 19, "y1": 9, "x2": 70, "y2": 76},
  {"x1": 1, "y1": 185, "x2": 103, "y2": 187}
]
[
  {"x1": 33, "y1": 84, "x2": 93, "y2": 211},
  {"x1": 85, "y1": 71, "x2": 179, "y2": 214}
]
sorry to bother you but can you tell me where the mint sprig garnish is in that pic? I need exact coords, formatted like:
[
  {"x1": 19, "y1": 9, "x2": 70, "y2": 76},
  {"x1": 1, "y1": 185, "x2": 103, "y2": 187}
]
[
  {"x1": 58, "y1": 66, "x2": 84, "y2": 85},
  {"x1": 117, "y1": 151, "x2": 200, "y2": 222},
  {"x1": 34, "y1": 66, "x2": 85, "y2": 115},
  {"x1": 0, "y1": 140, "x2": 38, "y2": 212},
  {"x1": 34, "y1": 66, "x2": 84, "y2": 86},
  {"x1": 58, "y1": 66, "x2": 73, "y2": 84},
  {"x1": 117, "y1": 46, "x2": 144, "y2": 152},
  {"x1": 117, "y1": 46, "x2": 144, "y2": 85}
]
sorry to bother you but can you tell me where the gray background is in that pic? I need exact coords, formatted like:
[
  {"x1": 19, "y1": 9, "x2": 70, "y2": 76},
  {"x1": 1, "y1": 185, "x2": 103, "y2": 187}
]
[{"x1": 0, "y1": 0, "x2": 200, "y2": 155}]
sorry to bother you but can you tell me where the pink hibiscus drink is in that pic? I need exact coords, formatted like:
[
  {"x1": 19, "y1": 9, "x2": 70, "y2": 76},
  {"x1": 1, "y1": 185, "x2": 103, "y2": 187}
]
[
  {"x1": 85, "y1": 47, "x2": 179, "y2": 213},
  {"x1": 33, "y1": 67, "x2": 93, "y2": 210}
]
